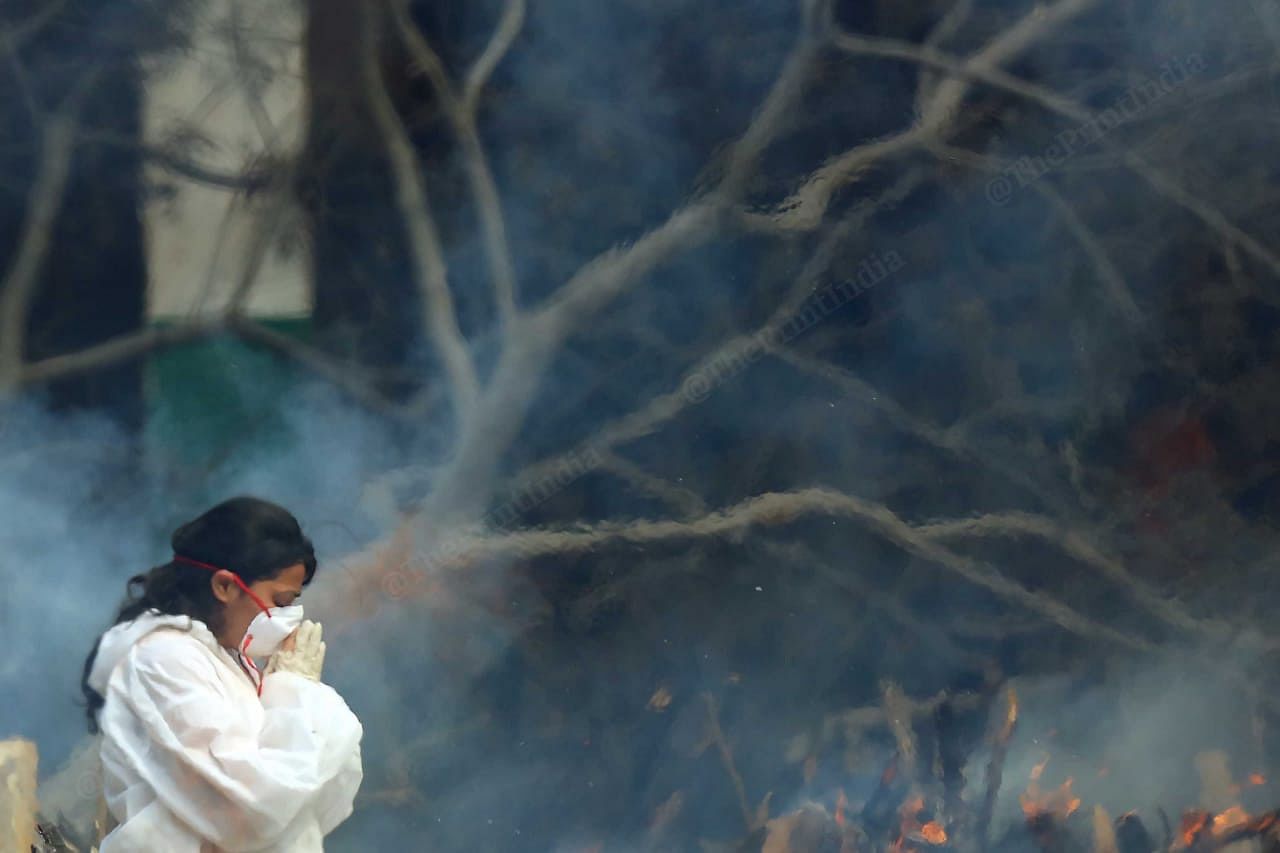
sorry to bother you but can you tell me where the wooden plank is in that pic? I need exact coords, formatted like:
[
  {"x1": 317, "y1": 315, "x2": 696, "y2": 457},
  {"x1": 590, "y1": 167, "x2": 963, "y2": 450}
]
[{"x1": 0, "y1": 738, "x2": 38, "y2": 853}]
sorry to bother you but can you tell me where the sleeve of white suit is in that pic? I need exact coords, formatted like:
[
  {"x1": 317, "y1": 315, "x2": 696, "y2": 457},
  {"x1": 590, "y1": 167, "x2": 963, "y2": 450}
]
[
  {"x1": 259, "y1": 670, "x2": 365, "y2": 836},
  {"x1": 109, "y1": 635, "x2": 364, "y2": 852},
  {"x1": 311, "y1": 741, "x2": 365, "y2": 835}
]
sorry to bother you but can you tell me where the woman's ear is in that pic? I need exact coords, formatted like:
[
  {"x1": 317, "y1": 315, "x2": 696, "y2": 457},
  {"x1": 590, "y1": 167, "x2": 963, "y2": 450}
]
[{"x1": 209, "y1": 570, "x2": 240, "y2": 604}]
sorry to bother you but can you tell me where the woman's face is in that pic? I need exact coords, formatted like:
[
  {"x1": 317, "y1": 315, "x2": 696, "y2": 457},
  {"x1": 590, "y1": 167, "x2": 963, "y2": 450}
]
[{"x1": 209, "y1": 562, "x2": 307, "y2": 651}]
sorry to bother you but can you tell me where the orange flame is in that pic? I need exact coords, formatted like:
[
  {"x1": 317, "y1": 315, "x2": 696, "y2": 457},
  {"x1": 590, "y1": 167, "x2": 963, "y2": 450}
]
[
  {"x1": 1213, "y1": 806, "x2": 1249, "y2": 834},
  {"x1": 1021, "y1": 757, "x2": 1081, "y2": 820},
  {"x1": 920, "y1": 822, "x2": 948, "y2": 845},
  {"x1": 997, "y1": 689, "x2": 1019, "y2": 742},
  {"x1": 892, "y1": 795, "x2": 947, "y2": 849},
  {"x1": 1177, "y1": 807, "x2": 1277, "y2": 848},
  {"x1": 1180, "y1": 811, "x2": 1210, "y2": 846}
]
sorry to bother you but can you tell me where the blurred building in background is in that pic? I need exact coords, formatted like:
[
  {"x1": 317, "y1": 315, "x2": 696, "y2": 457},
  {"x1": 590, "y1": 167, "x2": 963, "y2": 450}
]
[{"x1": 141, "y1": 0, "x2": 312, "y2": 470}]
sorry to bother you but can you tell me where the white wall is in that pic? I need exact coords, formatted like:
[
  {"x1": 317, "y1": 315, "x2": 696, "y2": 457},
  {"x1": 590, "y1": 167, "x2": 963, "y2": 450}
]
[{"x1": 141, "y1": 0, "x2": 311, "y2": 322}]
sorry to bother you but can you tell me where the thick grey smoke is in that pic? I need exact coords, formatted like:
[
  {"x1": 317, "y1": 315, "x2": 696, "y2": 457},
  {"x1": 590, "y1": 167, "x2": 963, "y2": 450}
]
[{"x1": 6, "y1": 0, "x2": 1280, "y2": 850}]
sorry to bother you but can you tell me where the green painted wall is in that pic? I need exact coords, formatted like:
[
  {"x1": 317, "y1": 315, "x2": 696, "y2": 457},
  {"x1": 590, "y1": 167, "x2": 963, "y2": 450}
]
[{"x1": 144, "y1": 318, "x2": 312, "y2": 472}]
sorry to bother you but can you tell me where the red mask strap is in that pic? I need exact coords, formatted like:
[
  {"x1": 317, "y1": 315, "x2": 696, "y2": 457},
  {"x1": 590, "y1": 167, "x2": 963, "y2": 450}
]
[
  {"x1": 174, "y1": 554, "x2": 274, "y2": 614},
  {"x1": 177, "y1": 554, "x2": 268, "y2": 695},
  {"x1": 240, "y1": 633, "x2": 264, "y2": 696}
]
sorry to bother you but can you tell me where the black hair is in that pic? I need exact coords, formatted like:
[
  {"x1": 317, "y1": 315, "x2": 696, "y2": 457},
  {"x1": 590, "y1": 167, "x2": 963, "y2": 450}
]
[{"x1": 80, "y1": 496, "x2": 317, "y2": 733}]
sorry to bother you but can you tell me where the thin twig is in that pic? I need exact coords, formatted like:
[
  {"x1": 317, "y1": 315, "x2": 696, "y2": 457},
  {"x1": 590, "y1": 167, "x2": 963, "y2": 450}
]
[
  {"x1": 771, "y1": 347, "x2": 1078, "y2": 518},
  {"x1": 702, "y1": 692, "x2": 757, "y2": 832},
  {"x1": 593, "y1": 450, "x2": 706, "y2": 518},
  {"x1": 120, "y1": 135, "x2": 275, "y2": 190},
  {"x1": 1032, "y1": 181, "x2": 1143, "y2": 327},
  {"x1": 461, "y1": 0, "x2": 525, "y2": 116}
]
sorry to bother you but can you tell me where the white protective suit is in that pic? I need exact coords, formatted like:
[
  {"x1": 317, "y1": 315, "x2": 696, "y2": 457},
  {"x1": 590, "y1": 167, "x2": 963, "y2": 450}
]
[{"x1": 86, "y1": 610, "x2": 364, "y2": 852}]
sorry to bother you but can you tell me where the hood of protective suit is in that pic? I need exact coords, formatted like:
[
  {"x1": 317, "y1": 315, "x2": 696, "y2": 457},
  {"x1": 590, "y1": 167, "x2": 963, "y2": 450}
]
[{"x1": 87, "y1": 610, "x2": 220, "y2": 694}]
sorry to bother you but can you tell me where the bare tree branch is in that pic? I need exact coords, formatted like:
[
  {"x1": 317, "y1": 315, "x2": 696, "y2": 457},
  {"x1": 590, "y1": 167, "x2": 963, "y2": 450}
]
[
  {"x1": 0, "y1": 89, "x2": 88, "y2": 389},
  {"x1": 0, "y1": 0, "x2": 70, "y2": 55},
  {"x1": 360, "y1": 3, "x2": 479, "y2": 424},
  {"x1": 761, "y1": 538, "x2": 994, "y2": 668},
  {"x1": 391, "y1": 0, "x2": 521, "y2": 323},
  {"x1": 535, "y1": 8, "x2": 826, "y2": 335},
  {"x1": 411, "y1": 487, "x2": 1153, "y2": 650},
  {"x1": 226, "y1": 199, "x2": 289, "y2": 314},
  {"x1": 404, "y1": 8, "x2": 844, "y2": 522},
  {"x1": 3, "y1": 36, "x2": 40, "y2": 119},
  {"x1": 224, "y1": 157, "x2": 306, "y2": 316},
  {"x1": 404, "y1": 175, "x2": 771, "y2": 516},
  {"x1": 919, "y1": 0, "x2": 1099, "y2": 128},
  {"x1": 227, "y1": 316, "x2": 411, "y2": 416},
  {"x1": 741, "y1": 130, "x2": 928, "y2": 233},
  {"x1": 578, "y1": 460, "x2": 995, "y2": 668},
  {"x1": 507, "y1": 171, "x2": 926, "y2": 498},
  {"x1": 15, "y1": 318, "x2": 227, "y2": 387},
  {"x1": 133, "y1": 138, "x2": 275, "y2": 191},
  {"x1": 531, "y1": 201, "x2": 723, "y2": 342},
  {"x1": 915, "y1": 0, "x2": 974, "y2": 109},
  {"x1": 12, "y1": 313, "x2": 410, "y2": 420},
  {"x1": 1118, "y1": 153, "x2": 1280, "y2": 278},
  {"x1": 831, "y1": 28, "x2": 1280, "y2": 278},
  {"x1": 1032, "y1": 182, "x2": 1143, "y2": 326},
  {"x1": 74, "y1": 128, "x2": 284, "y2": 191},
  {"x1": 832, "y1": 31, "x2": 1081, "y2": 116},
  {"x1": 717, "y1": 29, "x2": 823, "y2": 197},
  {"x1": 768, "y1": 347, "x2": 1077, "y2": 518},
  {"x1": 763, "y1": 0, "x2": 1099, "y2": 232},
  {"x1": 916, "y1": 512, "x2": 1280, "y2": 649},
  {"x1": 593, "y1": 449, "x2": 707, "y2": 518},
  {"x1": 225, "y1": 1, "x2": 280, "y2": 146}
]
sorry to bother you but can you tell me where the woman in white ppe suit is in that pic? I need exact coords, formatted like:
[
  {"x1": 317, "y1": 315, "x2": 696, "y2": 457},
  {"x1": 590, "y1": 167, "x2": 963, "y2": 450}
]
[{"x1": 81, "y1": 496, "x2": 364, "y2": 852}]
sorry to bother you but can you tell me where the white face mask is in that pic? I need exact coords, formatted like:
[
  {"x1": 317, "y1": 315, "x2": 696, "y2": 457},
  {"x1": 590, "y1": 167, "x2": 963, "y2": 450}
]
[{"x1": 241, "y1": 604, "x2": 305, "y2": 658}]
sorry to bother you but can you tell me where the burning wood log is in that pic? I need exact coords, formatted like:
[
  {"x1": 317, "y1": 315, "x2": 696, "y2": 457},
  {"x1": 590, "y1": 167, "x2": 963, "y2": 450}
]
[
  {"x1": 1204, "y1": 810, "x2": 1280, "y2": 850},
  {"x1": 0, "y1": 737, "x2": 38, "y2": 853},
  {"x1": 1093, "y1": 807, "x2": 1119, "y2": 853},
  {"x1": 863, "y1": 757, "x2": 911, "y2": 838},
  {"x1": 974, "y1": 688, "x2": 1019, "y2": 851},
  {"x1": 1113, "y1": 813, "x2": 1155, "y2": 853},
  {"x1": 720, "y1": 683, "x2": 1280, "y2": 853}
]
